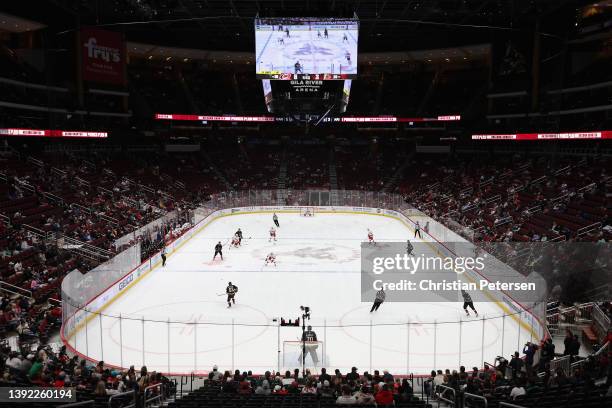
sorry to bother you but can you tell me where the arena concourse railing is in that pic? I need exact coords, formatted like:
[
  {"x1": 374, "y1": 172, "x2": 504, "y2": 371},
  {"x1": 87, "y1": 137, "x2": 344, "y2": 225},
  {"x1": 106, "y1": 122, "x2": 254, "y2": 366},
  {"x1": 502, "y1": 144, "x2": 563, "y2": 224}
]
[{"x1": 60, "y1": 190, "x2": 548, "y2": 376}]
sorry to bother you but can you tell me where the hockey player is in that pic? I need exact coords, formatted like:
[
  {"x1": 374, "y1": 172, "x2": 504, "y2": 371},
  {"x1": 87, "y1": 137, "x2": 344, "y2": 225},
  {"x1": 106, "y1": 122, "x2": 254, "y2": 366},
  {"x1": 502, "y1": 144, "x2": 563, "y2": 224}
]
[
  {"x1": 343, "y1": 32, "x2": 348, "y2": 43},
  {"x1": 414, "y1": 221, "x2": 422, "y2": 239},
  {"x1": 424, "y1": 221, "x2": 430, "y2": 234},
  {"x1": 226, "y1": 282, "x2": 238, "y2": 308},
  {"x1": 294, "y1": 61, "x2": 303, "y2": 74},
  {"x1": 273, "y1": 213, "x2": 279, "y2": 228},
  {"x1": 265, "y1": 252, "x2": 277, "y2": 266},
  {"x1": 323, "y1": 28, "x2": 328, "y2": 38},
  {"x1": 461, "y1": 289, "x2": 478, "y2": 317},
  {"x1": 269, "y1": 226, "x2": 277, "y2": 242},
  {"x1": 235, "y1": 228, "x2": 243, "y2": 244},
  {"x1": 406, "y1": 239, "x2": 414, "y2": 256},
  {"x1": 370, "y1": 288, "x2": 385, "y2": 312},
  {"x1": 345, "y1": 51, "x2": 351, "y2": 65},
  {"x1": 285, "y1": 28, "x2": 290, "y2": 38},
  {"x1": 231, "y1": 234, "x2": 240, "y2": 248},
  {"x1": 298, "y1": 325, "x2": 319, "y2": 365},
  {"x1": 367, "y1": 229, "x2": 375, "y2": 245},
  {"x1": 161, "y1": 244, "x2": 167, "y2": 267},
  {"x1": 317, "y1": 30, "x2": 322, "y2": 38},
  {"x1": 213, "y1": 241, "x2": 223, "y2": 260}
]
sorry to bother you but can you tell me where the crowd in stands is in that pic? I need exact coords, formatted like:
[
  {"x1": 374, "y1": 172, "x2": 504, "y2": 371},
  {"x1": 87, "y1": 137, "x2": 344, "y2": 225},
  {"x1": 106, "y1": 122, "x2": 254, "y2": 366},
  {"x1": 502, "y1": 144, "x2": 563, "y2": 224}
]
[
  {"x1": 403, "y1": 154, "x2": 610, "y2": 244},
  {"x1": 189, "y1": 365, "x2": 421, "y2": 407},
  {"x1": 0, "y1": 337, "x2": 173, "y2": 407}
]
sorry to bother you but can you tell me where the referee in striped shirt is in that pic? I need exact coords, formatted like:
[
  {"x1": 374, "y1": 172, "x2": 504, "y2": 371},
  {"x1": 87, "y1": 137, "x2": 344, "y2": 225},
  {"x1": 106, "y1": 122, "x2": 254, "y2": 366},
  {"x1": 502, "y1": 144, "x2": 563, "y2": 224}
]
[{"x1": 370, "y1": 289, "x2": 386, "y2": 312}]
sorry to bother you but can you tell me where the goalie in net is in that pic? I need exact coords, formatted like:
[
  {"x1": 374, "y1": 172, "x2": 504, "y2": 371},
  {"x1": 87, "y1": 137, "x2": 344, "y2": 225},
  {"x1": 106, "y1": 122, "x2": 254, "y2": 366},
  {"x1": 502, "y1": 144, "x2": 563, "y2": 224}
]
[
  {"x1": 299, "y1": 325, "x2": 319, "y2": 365},
  {"x1": 300, "y1": 207, "x2": 315, "y2": 217}
]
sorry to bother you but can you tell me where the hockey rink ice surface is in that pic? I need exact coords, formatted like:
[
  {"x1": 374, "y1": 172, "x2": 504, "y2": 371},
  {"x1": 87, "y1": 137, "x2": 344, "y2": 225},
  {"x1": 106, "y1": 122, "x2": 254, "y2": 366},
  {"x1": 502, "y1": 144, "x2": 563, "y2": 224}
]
[{"x1": 72, "y1": 212, "x2": 537, "y2": 375}]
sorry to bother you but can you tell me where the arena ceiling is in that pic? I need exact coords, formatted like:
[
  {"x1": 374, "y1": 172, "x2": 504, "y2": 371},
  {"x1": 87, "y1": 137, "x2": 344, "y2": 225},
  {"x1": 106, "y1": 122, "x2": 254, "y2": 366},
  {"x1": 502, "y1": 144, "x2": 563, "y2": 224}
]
[{"x1": 4, "y1": 0, "x2": 582, "y2": 51}]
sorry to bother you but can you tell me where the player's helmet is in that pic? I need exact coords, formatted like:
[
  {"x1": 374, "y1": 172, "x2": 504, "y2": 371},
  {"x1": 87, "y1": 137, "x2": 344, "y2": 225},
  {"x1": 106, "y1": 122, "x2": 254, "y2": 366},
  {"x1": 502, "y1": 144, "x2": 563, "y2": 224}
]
[
  {"x1": 229, "y1": 282, "x2": 232, "y2": 285},
  {"x1": 307, "y1": 325, "x2": 312, "y2": 331}
]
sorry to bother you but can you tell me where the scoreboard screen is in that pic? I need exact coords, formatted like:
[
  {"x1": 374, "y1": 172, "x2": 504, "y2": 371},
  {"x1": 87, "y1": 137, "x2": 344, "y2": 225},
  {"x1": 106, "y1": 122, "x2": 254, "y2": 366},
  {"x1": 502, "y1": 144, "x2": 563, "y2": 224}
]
[{"x1": 255, "y1": 17, "x2": 359, "y2": 79}]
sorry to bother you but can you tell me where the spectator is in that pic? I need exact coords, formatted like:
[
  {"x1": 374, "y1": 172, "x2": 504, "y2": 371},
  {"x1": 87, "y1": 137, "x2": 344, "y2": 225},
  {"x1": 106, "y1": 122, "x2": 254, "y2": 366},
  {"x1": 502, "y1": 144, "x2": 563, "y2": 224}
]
[
  {"x1": 319, "y1": 367, "x2": 332, "y2": 384},
  {"x1": 336, "y1": 385, "x2": 357, "y2": 405},
  {"x1": 509, "y1": 352, "x2": 524, "y2": 378},
  {"x1": 509, "y1": 380, "x2": 526, "y2": 400},
  {"x1": 523, "y1": 342, "x2": 537, "y2": 374},
  {"x1": 319, "y1": 380, "x2": 335, "y2": 398},
  {"x1": 354, "y1": 385, "x2": 376, "y2": 405},
  {"x1": 374, "y1": 384, "x2": 394, "y2": 407}
]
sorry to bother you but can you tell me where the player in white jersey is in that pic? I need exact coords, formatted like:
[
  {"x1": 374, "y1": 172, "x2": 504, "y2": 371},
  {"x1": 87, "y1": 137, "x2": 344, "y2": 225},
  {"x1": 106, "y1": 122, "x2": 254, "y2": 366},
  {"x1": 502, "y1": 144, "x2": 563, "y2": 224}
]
[
  {"x1": 231, "y1": 234, "x2": 240, "y2": 248},
  {"x1": 265, "y1": 252, "x2": 277, "y2": 266},
  {"x1": 269, "y1": 226, "x2": 277, "y2": 242},
  {"x1": 367, "y1": 229, "x2": 375, "y2": 244}
]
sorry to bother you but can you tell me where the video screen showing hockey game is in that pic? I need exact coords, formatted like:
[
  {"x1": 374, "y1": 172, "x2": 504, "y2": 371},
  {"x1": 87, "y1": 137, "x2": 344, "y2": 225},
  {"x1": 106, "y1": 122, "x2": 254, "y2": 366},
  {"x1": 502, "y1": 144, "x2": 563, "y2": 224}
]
[{"x1": 255, "y1": 18, "x2": 359, "y2": 79}]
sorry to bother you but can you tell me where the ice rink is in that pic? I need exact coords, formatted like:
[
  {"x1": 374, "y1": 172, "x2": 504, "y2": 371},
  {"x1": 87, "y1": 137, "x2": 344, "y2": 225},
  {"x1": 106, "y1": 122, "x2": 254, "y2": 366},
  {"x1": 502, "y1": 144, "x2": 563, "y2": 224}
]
[{"x1": 71, "y1": 211, "x2": 537, "y2": 375}]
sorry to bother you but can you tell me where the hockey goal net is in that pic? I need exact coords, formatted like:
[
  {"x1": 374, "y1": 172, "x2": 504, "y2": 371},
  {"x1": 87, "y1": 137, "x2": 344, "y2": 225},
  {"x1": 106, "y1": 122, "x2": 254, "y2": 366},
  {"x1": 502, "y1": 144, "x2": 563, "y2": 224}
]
[
  {"x1": 282, "y1": 341, "x2": 324, "y2": 369},
  {"x1": 299, "y1": 207, "x2": 315, "y2": 217}
]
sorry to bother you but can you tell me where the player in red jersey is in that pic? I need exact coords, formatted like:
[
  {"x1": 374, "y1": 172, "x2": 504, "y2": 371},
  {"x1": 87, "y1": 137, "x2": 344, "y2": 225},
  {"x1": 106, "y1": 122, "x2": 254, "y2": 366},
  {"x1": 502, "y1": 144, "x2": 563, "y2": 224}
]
[
  {"x1": 367, "y1": 229, "x2": 375, "y2": 244},
  {"x1": 265, "y1": 252, "x2": 277, "y2": 266},
  {"x1": 269, "y1": 226, "x2": 277, "y2": 242}
]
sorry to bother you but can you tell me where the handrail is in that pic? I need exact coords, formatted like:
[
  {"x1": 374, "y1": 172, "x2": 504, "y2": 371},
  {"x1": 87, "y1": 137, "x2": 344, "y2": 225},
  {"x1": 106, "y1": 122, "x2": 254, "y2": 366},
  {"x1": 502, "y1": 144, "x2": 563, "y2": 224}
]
[
  {"x1": 577, "y1": 182, "x2": 596, "y2": 193},
  {"x1": 43, "y1": 191, "x2": 64, "y2": 204},
  {"x1": 23, "y1": 223, "x2": 52, "y2": 240},
  {"x1": 51, "y1": 166, "x2": 67, "y2": 177},
  {"x1": 0, "y1": 212, "x2": 10, "y2": 226},
  {"x1": 74, "y1": 176, "x2": 91, "y2": 188},
  {"x1": 530, "y1": 175, "x2": 547, "y2": 185},
  {"x1": 98, "y1": 186, "x2": 115, "y2": 195},
  {"x1": 57, "y1": 401, "x2": 94, "y2": 408},
  {"x1": 0, "y1": 280, "x2": 33, "y2": 298},
  {"x1": 499, "y1": 403, "x2": 528, "y2": 408},
  {"x1": 27, "y1": 156, "x2": 44, "y2": 168},
  {"x1": 100, "y1": 214, "x2": 120, "y2": 226},
  {"x1": 144, "y1": 383, "x2": 166, "y2": 407},
  {"x1": 464, "y1": 392, "x2": 488, "y2": 408},
  {"x1": 494, "y1": 216, "x2": 513, "y2": 227},
  {"x1": 61, "y1": 235, "x2": 113, "y2": 256},
  {"x1": 485, "y1": 194, "x2": 501, "y2": 204},
  {"x1": 70, "y1": 202, "x2": 93, "y2": 214},
  {"x1": 435, "y1": 384, "x2": 456, "y2": 407},
  {"x1": 577, "y1": 222, "x2": 601, "y2": 237},
  {"x1": 107, "y1": 390, "x2": 136, "y2": 408}
]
